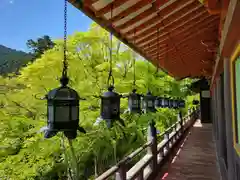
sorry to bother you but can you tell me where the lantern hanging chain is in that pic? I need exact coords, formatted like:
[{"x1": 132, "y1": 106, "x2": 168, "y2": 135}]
[
  {"x1": 107, "y1": 4, "x2": 114, "y2": 87},
  {"x1": 156, "y1": 27, "x2": 160, "y2": 74},
  {"x1": 147, "y1": 53, "x2": 150, "y2": 91},
  {"x1": 133, "y1": 29, "x2": 136, "y2": 88},
  {"x1": 61, "y1": 0, "x2": 69, "y2": 86}
]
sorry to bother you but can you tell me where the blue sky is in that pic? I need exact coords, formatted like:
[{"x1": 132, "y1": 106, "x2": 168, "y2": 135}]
[{"x1": 0, "y1": 0, "x2": 92, "y2": 52}]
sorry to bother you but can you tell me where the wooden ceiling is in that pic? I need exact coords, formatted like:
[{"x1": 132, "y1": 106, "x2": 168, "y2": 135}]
[{"x1": 69, "y1": 0, "x2": 221, "y2": 79}]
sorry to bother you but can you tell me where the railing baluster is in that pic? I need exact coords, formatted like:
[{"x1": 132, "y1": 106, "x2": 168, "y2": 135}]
[
  {"x1": 115, "y1": 163, "x2": 126, "y2": 180},
  {"x1": 173, "y1": 124, "x2": 177, "y2": 143},
  {"x1": 179, "y1": 112, "x2": 184, "y2": 135},
  {"x1": 136, "y1": 170, "x2": 144, "y2": 180},
  {"x1": 164, "y1": 131, "x2": 169, "y2": 155},
  {"x1": 147, "y1": 120, "x2": 157, "y2": 173}
]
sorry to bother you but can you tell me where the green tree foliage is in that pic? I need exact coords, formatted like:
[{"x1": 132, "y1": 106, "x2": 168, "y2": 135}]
[
  {"x1": 0, "y1": 23, "x2": 197, "y2": 180},
  {"x1": 0, "y1": 45, "x2": 33, "y2": 75},
  {"x1": 27, "y1": 35, "x2": 55, "y2": 58}
]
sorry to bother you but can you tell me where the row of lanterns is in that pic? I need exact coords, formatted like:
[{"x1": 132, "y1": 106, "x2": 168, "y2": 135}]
[
  {"x1": 128, "y1": 90, "x2": 185, "y2": 113},
  {"x1": 42, "y1": 1, "x2": 185, "y2": 140},
  {"x1": 44, "y1": 81, "x2": 185, "y2": 139},
  {"x1": 96, "y1": 87, "x2": 186, "y2": 127}
]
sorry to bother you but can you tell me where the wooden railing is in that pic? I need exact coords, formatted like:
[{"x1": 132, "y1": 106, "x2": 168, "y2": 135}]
[{"x1": 95, "y1": 108, "x2": 199, "y2": 180}]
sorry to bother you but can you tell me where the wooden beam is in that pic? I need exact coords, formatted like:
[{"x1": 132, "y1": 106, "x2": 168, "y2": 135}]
[
  {"x1": 211, "y1": 0, "x2": 240, "y2": 87},
  {"x1": 115, "y1": 0, "x2": 193, "y2": 29},
  {"x1": 141, "y1": 18, "x2": 218, "y2": 52},
  {"x1": 137, "y1": 14, "x2": 218, "y2": 48},
  {"x1": 128, "y1": 4, "x2": 205, "y2": 41},
  {"x1": 124, "y1": 0, "x2": 199, "y2": 36},
  {"x1": 94, "y1": 0, "x2": 129, "y2": 17},
  {"x1": 110, "y1": 0, "x2": 153, "y2": 23}
]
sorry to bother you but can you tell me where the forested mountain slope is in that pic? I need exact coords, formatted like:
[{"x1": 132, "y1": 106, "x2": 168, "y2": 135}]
[{"x1": 0, "y1": 45, "x2": 33, "y2": 75}]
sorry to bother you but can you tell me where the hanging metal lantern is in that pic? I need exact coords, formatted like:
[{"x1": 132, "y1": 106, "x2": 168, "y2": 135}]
[
  {"x1": 128, "y1": 89, "x2": 142, "y2": 113},
  {"x1": 155, "y1": 97, "x2": 164, "y2": 108},
  {"x1": 168, "y1": 99, "x2": 173, "y2": 108},
  {"x1": 44, "y1": 0, "x2": 86, "y2": 139},
  {"x1": 173, "y1": 99, "x2": 178, "y2": 109},
  {"x1": 192, "y1": 100, "x2": 199, "y2": 105},
  {"x1": 45, "y1": 77, "x2": 86, "y2": 139},
  {"x1": 142, "y1": 91, "x2": 157, "y2": 113},
  {"x1": 100, "y1": 86, "x2": 124, "y2": 128},
  {"x1": 178, "y1": 99, "x2": 186, "y2": 108},
  {"x1": 175, "y1": 99, "x2": 180, "y2": 109},
  {"x1": 169, "y1": 99, "x2": 174, "y2": 109},
  {"x1": 162, "y1": 97, "x2": 169, "y2": 108}
]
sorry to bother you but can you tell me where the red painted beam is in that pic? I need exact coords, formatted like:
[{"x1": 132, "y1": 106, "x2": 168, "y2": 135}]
[
  {"x1": 140, "y1": 18, "x2": 219, "y2": 53},
  {"x1": 116, "y1": 0, "x2": 195, "y2": 30},
  {"x1": 137, "y1": 14, "x2": 218, "y2": 48},
  {"x1": 142, "y1": 24, "x2": 218, "y2": 55},
  {"x1": 128, "y1": 6, "x2": 205, "y2": 42},
  {"x1": 95, "y1": 0, "x2": 129, "y2": 17},
  {"x1": 126, "y1": 1, "x2": 203, "y2": 39},
  {"x1": 155, "y1": 49, "x2": 215, "y2": 63},
  {"x1": 123, "y1": 0, "x2": 194, "y2": 36},
  {"x1": 148, "y1": 41, "x2": 208, "y2": 56},
  {"x1": 157, "y1": 27, "x2": 218, "y2": 57},
  {"x1": 110, "y1": 0, "x2": 153, "y2": 23}
]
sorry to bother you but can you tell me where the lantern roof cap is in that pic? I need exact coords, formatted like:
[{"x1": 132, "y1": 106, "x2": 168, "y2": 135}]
[
  {"x1": 108, "y1": 85, "x2": 114, "y2": 91},
  {"x1": 103, "y1": 86, "x2": 121, "y2": 98},
  {"x1": 146, "y1": 91, "x2": 152, "y2": 96},
  {"x1": 47, "y1": 86, "x2": 80, "y2": 100},
  {"x1": 132, "y1": 89, "x2": 137, "y2": 93}
]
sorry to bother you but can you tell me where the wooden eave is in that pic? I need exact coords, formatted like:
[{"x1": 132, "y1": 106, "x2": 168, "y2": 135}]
[{"x1": 69, "y1": 0, "x2": 221, "y2": 79}]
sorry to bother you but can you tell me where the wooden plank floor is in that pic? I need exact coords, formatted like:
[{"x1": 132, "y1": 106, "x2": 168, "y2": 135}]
[{"x1": 155, "y1": 120, "x2": 220, "y2": 180}]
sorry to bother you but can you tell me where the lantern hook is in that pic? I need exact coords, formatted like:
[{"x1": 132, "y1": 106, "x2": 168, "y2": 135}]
[
  {"x1": 78, "y1": 126, "x2": 86, "y2": 134},
  {"x1": 34, "y1": 93, "x2": 47, "y2": 100}
]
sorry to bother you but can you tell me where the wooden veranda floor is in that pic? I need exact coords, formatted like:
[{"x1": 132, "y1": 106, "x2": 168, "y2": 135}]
[{"x1": 155, "y1": 120, "x2": 220, "y2": 180}]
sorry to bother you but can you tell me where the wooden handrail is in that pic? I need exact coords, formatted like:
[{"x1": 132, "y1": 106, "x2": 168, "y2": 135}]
[
  {"x1": 95, "y1": 142, "x2": 151, "y2": 180},
  {"x1": 95, "y1": 107, "x2": 199, "y2": 180}
]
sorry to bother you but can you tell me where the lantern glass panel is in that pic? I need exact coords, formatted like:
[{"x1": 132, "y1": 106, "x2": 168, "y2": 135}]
[
  {"x1": 133, "y1": 99, "x2": 138, "y2": 105},
  {"x1": 128, "y1": 98, "x2": 132, "y2": 106},
  {"x1": 71, "y1": 106, "x2": 79, "y2": 120},
  {"x1": 112, "y1": 99, "x2": 119, "y2": 115},
  {"x1": 48, "y1": 105, "x2": 54, "y2": 122},
  {"x1": 101, "y1": 99, "x2": 111, "y2": 118},
  {"x1": 173, "y1": 100, "x2": 176, "y2": 108},
  {"x1": 163, "y1": 99, "x2": 168, "y2": 107},
  {"x1": 55, "y1": 106, "x2": 70, "y2": 122},
  {"x1": 130, "y1": 98, "x2": 139, "y2": 108},
  {"x1": 170, "y1": 100, "x2": 174, "y2": 108},
  {"x1": 179, "y1": 100, "x2": 185, "y2": 108},
  {"x1": 148, "y1": 100, "x2": 153, "y2": 107},
  {"x1": 160, "y1": 99, "x2": 164, "y2": 107}
]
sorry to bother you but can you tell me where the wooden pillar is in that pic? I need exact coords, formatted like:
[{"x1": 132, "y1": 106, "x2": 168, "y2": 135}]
[
  {"x1": 224, "y1": 58, "x2": 236, "y2": 180},
  {"x1": 211, "y1": 87, "x2": 216, "y2": 139}
]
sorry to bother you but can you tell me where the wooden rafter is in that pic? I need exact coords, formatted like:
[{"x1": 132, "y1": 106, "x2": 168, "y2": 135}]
[{"x1": 69, "y1": 0, "x2": 221, "y2": 79}]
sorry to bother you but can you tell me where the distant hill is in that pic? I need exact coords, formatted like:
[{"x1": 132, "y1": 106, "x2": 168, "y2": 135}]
[{"x1": 0, "y1": 45, "x2": 33, "y2": 75}]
